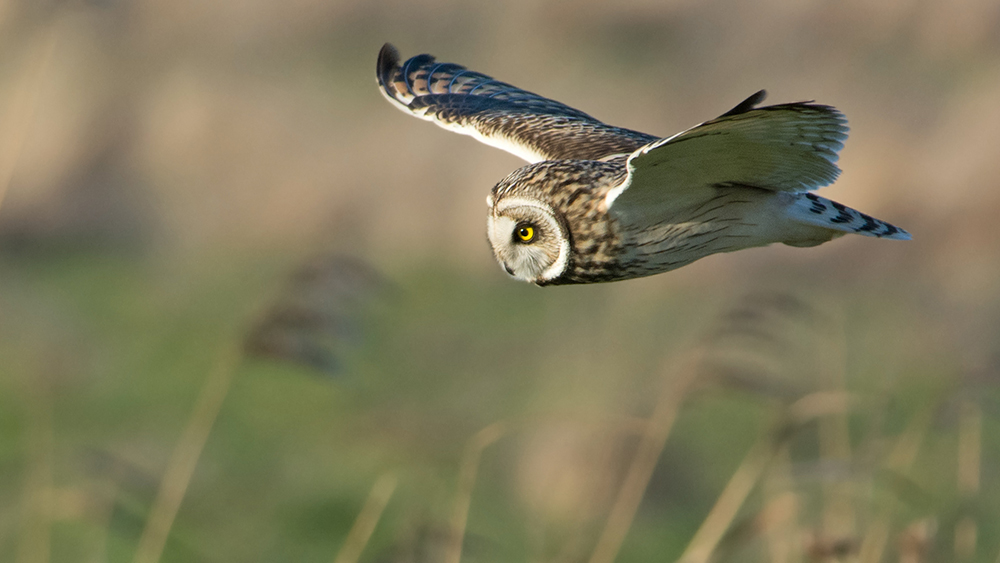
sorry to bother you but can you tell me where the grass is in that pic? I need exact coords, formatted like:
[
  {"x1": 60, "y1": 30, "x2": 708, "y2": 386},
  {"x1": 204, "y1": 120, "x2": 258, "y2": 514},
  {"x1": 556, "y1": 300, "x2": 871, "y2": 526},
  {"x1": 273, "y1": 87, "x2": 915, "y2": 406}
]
[
  {"x1": 3, "y1": 247, "x2": 994, "y2": 563},
  {"x1": 2, "y1": 1, "x2": 998, "y2": 560},
  {"x1": 0, "y1": 11, "x2": 60, "y2": 217}
]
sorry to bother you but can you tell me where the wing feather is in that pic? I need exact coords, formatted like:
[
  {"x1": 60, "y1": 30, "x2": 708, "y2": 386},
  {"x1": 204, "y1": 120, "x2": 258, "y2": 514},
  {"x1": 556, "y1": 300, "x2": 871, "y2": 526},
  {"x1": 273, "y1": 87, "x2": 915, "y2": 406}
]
[
  {"x1": 377, "y1": 43, "x2": 657, "y2": 162},
  {"x1": 607, "y1": 92, "x2": 849, "y2": 214}
]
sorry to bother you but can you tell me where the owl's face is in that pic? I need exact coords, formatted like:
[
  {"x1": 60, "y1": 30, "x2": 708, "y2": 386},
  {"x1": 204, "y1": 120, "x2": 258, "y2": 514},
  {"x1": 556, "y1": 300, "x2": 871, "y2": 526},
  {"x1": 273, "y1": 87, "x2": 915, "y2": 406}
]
[{"x1": 487, "y1": 195, "x2": 570, "y2": 285}]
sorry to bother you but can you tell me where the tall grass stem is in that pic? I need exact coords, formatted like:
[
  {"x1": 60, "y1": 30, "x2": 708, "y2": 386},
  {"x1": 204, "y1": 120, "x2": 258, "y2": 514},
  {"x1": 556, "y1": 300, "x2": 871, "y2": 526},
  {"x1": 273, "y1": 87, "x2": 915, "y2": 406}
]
[
  {"x1": 446, "y1": 422, "x2": 507, "y2": 563},
  {"x1": 333, "y1": 473, "x2": 399, "y2": 563},
  {"x1": 132, "y1": 345, "x2": 242, "y2": 563},
  {"x1": 588, "y1": 350, "x2": 701, "y2": 563}
]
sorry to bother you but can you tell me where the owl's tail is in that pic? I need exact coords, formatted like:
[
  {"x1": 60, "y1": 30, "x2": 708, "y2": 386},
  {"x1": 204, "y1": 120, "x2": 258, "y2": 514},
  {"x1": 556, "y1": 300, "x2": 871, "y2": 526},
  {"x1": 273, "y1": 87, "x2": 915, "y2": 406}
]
[{"x1": 782, "y1": 192, "x2": 910, "y2": 245}]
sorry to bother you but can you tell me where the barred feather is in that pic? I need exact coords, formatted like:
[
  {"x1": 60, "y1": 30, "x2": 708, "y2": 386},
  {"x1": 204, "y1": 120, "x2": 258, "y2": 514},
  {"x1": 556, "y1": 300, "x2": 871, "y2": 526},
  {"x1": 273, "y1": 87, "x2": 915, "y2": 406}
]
[
  {"x1": 377, "y1": 43, "x2": 656, "y2": 162},
  {"x1": 788, "y1": 193, "x2": 911, "y2": 240}
]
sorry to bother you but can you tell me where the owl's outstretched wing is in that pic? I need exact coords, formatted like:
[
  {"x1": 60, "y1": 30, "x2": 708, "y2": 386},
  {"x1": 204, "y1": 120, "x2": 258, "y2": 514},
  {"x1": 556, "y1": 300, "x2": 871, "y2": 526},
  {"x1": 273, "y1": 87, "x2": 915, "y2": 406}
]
[
  {"x1": 606, "y1": 91, "x2": 849, "y2": 214},
  {"x1": 377, "y1": 43, "x2": 657, "y2": 163}
]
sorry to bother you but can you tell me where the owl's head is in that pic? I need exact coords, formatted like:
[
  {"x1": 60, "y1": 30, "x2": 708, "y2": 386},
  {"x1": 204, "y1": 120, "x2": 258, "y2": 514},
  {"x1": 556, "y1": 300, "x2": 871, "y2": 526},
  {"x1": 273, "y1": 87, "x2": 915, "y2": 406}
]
[
  {"x1": 486, "y1": 193, "x2": 570, "y2": 285},
  {"x1": 486, "y1": 160, "x2": 622, "y2": 285}
]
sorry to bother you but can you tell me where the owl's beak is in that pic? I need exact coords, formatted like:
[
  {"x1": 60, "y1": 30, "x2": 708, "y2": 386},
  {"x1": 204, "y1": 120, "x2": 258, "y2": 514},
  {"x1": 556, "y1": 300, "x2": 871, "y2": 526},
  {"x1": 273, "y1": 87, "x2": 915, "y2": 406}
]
[{"x1": 503, "y1": 263, "x2": 514, "y2": 276}]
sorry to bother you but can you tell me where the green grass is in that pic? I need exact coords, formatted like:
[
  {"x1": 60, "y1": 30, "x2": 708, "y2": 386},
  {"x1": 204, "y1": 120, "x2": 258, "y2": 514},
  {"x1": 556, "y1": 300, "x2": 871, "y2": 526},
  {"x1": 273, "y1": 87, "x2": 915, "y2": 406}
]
[{"x1": 1, "y1": 247, "x2": 998, "y2": 563}]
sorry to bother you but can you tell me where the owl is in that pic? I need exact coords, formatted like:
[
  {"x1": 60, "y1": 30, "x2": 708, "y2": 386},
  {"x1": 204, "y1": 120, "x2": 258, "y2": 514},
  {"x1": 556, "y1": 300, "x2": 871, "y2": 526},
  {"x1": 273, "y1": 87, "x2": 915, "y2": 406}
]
[{"x1": 376, "y1": 43, "x2": 910, "y2": 285}]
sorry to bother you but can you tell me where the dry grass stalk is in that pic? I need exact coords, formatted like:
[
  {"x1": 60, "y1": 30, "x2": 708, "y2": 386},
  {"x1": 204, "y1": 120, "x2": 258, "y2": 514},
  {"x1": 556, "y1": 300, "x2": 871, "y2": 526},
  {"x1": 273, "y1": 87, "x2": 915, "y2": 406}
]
[
  {"x1": 16, "y1": 376, "x2": 54, "y2": 563},
  {"x1": 897, "y1": 519, "x2": 935, "y2": 563},
  {"x1": 678, "y1": 438, "x2": 773, "y2": 563},
  {"x1": 588, "y1": 350, "x2": 702, "y2": 563},
  {"x1": 333, "y1": 472, "x2": 399, "y2": 563},
  {"x1": 132, "y1": 345, "x2": 242, "y2": 563},
  {"x1": 858, "y1": 407, "x2": 934, "y2": 563},
  {"x1": 763, "y1": 448, "x2": 801, "y2": 563},
  {"x1": 0, "y1": 18, "x2": 60, "y2": 214},
  {"x1": 404, "y1": 412, "x2": 648, "y2": 563},
  {"x1": 760, "y1": 491, "x2": 802, "y2": 563},
  {"x1": 955, "y1": 400, "x2": 981, "y2": 560},
  {"x1": 446, "y1": 422, "x2": 507, "y2": 563},
  {"x1": 679, "y1": 391, "x2": 852, "y2": 563},
  {"x1": 817, "y1": 315, "x2": 856, "y2": 542}
]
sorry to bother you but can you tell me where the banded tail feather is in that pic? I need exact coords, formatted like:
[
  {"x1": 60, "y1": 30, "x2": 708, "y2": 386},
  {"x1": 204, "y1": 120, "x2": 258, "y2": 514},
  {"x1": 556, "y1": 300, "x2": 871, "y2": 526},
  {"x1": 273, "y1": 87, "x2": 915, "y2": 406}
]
[{"x1": 790, "y1": 192, "x2": 911, "y2": 240}]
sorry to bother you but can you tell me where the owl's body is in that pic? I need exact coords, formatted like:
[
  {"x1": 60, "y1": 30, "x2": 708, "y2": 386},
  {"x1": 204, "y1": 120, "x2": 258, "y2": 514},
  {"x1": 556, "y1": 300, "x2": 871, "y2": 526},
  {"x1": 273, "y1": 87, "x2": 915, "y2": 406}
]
[{"x1": 377, "y1": 44, "x2": 910, "y2": 285}]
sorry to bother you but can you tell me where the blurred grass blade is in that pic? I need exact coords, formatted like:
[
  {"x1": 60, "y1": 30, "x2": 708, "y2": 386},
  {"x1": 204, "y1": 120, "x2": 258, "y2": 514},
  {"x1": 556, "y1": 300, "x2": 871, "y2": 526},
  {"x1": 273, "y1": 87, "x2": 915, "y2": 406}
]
[
  {"x1": 16, "y1": 376, "x2": 54, "y2": 563},
  {"x1": 333, "y1": 473, "x2": 399, "y2": 563},
  {"x1": 762, "y1": 448, "x2": 800, "y2": 563},
  {"x1": 132, "y1": 345, "x2": 242, "y2": 563},
  {"x1": 817, "y1": 310, "x2": 856, "y2": 542},
  {"x1": 589, "y1": 350, "x2": 701, "y2": 563},
  {"x1": 858, "y1": 405, "x2": 934, "y2": 563},
  {"x1": 679, "y1": 391, "x2": 852, "y2": 563},
  {"x1": 446, "y1": 422, "x2": 506, "y2": 563},
  {"x1": 677, "y1": 438, "x2": 772, "y2": 563},
  {"x1": 955, "y1": 400, "x2": 981, "y2": 560},
  {"x1": 0, "y1": 17, "x2": 60, "y2": 214}
]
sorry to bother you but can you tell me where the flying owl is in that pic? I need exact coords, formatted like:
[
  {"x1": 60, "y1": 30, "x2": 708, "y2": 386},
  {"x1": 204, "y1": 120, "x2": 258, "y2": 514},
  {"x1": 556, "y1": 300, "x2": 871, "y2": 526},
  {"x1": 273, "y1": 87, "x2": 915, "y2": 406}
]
[{"x1": 376, "y1": 43, "x2": 910, "y2": 286}]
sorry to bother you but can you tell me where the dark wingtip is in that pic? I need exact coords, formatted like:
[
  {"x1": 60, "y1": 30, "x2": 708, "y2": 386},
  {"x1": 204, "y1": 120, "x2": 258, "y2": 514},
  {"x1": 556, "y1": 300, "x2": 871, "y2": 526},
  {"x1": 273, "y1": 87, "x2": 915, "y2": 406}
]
[
  {"x1": 377, "y1": 43, "x2": 400, "y2": 90},
  {"x1": 720, "y1": 89, "x2": 768, "y2": 117}
]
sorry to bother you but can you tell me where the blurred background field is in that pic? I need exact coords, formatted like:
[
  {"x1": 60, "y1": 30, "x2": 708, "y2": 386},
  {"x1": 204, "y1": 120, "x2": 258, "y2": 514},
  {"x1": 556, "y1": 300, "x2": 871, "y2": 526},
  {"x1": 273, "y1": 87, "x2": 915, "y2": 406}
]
[{"x1": 2, "y1": 0, "x2": 1000, "y2": 561}]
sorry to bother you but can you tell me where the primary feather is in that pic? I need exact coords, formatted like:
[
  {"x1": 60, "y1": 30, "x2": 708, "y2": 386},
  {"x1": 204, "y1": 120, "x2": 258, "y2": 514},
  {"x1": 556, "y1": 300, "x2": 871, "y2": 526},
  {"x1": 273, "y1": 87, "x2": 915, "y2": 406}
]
[{"x1": 377, "y1": 43, "x2": 656, "y2": 162}]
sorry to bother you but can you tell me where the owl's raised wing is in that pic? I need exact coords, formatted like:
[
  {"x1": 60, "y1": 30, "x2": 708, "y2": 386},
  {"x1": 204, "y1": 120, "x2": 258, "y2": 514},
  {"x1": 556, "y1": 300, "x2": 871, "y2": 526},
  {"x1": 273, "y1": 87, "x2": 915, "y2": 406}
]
[
  {"x1": 606, "y1": 91, "x2": 848, "y2": 215},
  {"x1": 377, "y1": 43, "x2": 657, "y2": 163}
]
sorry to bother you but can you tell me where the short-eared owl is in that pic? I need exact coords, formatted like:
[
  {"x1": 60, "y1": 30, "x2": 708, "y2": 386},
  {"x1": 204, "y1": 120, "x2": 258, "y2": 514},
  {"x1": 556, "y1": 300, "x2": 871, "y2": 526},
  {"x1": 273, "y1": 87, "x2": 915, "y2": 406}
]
[{"x1": 377, "y1": 43, "x2": 910, "y2": 286}]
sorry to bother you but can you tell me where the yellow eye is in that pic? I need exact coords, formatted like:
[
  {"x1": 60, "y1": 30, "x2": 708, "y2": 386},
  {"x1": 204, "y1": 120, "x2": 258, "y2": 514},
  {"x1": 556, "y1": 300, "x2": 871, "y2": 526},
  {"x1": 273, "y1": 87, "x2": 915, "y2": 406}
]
[{"x1": 515, "y1": 225, "x2": 535, "y2": 243}]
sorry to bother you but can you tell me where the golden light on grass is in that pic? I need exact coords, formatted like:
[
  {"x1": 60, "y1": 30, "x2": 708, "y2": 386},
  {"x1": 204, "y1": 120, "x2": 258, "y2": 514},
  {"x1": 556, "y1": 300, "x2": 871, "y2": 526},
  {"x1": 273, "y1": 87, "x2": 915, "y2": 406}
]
[
  {"x1": 437, "y1": 332, "x2": 890, "y2": 563},
  {"x1": 817, "y1": 314, "x2": 856, "y2": 545},
  {"x1": 132, "y1": 345, "x2": 242, "y2": 563},
  {"x1": 679, "y1": 391, "x2": 853, "y2": 563},
  {"x1": 762, "y1": 450, "x2": 799, "y2": 563},
  {"x1": 858, "y1": 406, "x2": 935, "y2": 563},
  {"x1": 589, "y1": 349, "x2": 702, "y2": 563},
  {"x1": 678, "y1": 437, "x2": 774, "y2": 563},
  {"x1": 446, "y1": 422, "x2": 507, "y2": 563},
  {"x1": 333, "y1": 472, "x2": 399, "y2": 563}
]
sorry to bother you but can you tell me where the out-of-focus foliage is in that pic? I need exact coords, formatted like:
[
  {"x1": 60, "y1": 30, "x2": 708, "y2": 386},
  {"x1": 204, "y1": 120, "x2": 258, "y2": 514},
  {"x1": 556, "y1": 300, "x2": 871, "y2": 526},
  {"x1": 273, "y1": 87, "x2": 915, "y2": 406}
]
[{"x1": 1, "y1": 1, "x2": 999, "y2": 562}]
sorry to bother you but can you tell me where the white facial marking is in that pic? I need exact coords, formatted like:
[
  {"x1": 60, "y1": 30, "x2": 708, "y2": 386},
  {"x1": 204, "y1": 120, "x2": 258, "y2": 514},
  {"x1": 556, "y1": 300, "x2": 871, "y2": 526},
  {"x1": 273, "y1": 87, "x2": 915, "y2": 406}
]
[
  {"x1": 539, "y1": 236, "x2": 571, "y2": 282},
  {"x1": 487, "y1": 197, "x2": 570, "y2": 284}
]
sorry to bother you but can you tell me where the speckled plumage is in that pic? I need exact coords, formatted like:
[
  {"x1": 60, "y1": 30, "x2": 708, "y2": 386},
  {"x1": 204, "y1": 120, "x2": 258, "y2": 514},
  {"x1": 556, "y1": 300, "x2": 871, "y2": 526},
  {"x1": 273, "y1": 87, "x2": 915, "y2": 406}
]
[
  {"x1": 377, "y1": 43, "x2": 911, "y2": 285},
  {"x1": 376, "y1": 44, "x2": 655, "y2": 162},
  {"x1": 490, "y1": 160, "x2": 630, "y2": 284}
]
